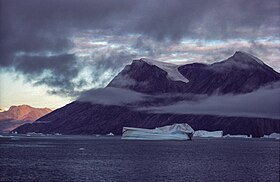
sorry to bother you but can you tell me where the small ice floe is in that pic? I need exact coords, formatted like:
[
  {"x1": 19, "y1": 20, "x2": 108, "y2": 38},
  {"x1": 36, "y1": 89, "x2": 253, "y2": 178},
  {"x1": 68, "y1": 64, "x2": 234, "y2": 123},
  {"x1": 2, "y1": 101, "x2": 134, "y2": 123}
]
[
  {"x1": 95, "y1": 134, "x2": 101, "y2": 137},
  {"x1": 106, "y1": 132, "x2": 114, "y2": 136},
  {"x1": 79, "y1": 148, "x2": 85, "y2": 151},
  {"x1": 193, "y1": 130, "x2": 223, "y2": 138},
  {"x1": 26, "y1": 132, "x2": 45, "y2": 137},
  {"x1": 262, "y1": 133, "x2": 280, "y2": 140},
  {"x1": 11, "y1": 136, "x2": 20, "y2": 140},
  {"x1": 54, "y1": 133, "x2": 62, "y2": 136},
  {"x1": 223, "y1": 134, "x2": 252, "y2": 139}
]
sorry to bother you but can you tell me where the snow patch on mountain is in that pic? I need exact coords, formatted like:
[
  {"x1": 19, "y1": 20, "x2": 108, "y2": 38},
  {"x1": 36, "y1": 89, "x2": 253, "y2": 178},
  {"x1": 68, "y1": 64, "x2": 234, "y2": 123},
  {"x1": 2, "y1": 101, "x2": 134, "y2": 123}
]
[{"x1": 141, "y1": 58, "x2": 189, "y2": 83}]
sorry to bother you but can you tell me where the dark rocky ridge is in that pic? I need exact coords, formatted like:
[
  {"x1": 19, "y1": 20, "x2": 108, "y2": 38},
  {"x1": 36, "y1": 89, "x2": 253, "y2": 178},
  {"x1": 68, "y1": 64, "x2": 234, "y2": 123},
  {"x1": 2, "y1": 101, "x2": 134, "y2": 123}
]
[
  {"x1": 178, "y1": 51, "x2": 280, "y2": 94},
  {"x1": 14, "y1": 52, "x2": 280, "y2": 137}
]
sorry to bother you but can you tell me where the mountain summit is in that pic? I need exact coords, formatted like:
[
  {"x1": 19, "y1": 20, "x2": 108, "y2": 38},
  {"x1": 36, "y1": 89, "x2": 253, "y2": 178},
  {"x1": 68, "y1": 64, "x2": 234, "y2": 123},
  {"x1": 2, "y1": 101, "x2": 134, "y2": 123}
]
[
  {"x1": 14, "y1": 52, "x2": 280, "y2": 137},
  {"x1": 107, "y1": 58, "x2": 188, "y2": 94},
  {"x1": 232, "y1": 51, "x2": 264, "y2": 65}
]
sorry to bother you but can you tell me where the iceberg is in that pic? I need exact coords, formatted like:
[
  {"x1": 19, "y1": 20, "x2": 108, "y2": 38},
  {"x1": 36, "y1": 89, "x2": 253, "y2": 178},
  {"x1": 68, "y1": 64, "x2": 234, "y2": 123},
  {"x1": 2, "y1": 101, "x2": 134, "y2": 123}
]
[
  {"x1": 121, "y1": 123, "x2": 194, "y2": 140},
  {"x1": 223, "y1": 134, "x2": 252, "y2": 138},
  {"x1": 193, "y1": 130, "x2": 223, "y2": 138},
  {"x1": 262, "y1": 133, "x2": 280, "y2": 140},
  {"x1": 26, "y1": 132, "x2": 45, "y2": 137}
]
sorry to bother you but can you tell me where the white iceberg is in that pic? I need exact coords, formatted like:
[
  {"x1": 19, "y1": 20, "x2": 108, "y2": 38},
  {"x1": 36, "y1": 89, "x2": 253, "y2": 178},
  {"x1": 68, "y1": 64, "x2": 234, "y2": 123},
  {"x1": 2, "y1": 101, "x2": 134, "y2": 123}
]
[
  {"x1": 193, "y1": 130, "x2": 223, "y2": 138},
  {"x1": 223, "y1": 134, "x2": 252, "y2": 138},
  {"x1": 106, "y1": 132, "x2": 114, "y2": 136},
  {"x1": 26, "y1": 132, "x2": 45, "y2": 137},
  {"x1": 262, "y1": 133, "x2": 280, "y2": 140},
  {"x1": 121, "y1": 123, "x2": 194, "y2": 140}
]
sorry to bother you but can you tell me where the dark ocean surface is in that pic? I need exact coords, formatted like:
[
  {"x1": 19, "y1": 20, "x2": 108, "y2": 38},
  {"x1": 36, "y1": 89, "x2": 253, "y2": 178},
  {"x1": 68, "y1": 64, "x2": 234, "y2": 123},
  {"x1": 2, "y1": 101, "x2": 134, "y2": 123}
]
[{"x1": 0, "y1": 134, "x2": 279, "y2": 182}]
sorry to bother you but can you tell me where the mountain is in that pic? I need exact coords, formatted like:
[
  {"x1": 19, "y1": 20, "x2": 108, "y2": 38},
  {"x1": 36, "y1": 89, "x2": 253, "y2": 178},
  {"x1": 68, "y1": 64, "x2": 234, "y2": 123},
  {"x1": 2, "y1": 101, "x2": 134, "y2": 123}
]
[
  {"x1": 0, "y1": 105, "x2": 52, "y2": 132},
  {"x1": 107, "y1": 58, "x2": 189, "y2": 94},
  {"x1": 14, "y1": 52, "x2": 280, "y2": 137},
  {"x1": 178, "y1": 51, "x2": 280, "y2": 94},
  {"x1": 109, "y1": 51, "x2": 280, "y2": 94}
]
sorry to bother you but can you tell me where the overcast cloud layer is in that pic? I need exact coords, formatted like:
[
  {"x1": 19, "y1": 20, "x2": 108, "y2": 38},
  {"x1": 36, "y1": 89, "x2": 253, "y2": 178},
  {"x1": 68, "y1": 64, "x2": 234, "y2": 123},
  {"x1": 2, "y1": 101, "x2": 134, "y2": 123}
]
[{"x1": 0, "y1": 0, "x2": 279, "y2": 96}]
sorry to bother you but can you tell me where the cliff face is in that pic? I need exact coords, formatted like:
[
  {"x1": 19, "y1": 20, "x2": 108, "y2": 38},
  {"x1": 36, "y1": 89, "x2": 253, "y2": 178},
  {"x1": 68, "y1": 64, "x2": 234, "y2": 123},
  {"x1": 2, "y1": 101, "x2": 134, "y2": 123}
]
[{"x1": 13, "y1": 52, "x2": 280, "y2": 137}]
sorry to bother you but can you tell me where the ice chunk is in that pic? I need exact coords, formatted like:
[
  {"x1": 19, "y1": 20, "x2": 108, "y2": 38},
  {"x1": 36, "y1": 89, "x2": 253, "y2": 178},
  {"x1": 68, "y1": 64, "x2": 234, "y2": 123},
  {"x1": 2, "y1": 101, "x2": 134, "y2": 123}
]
[
  {"x1": 193, "y1": 130, "x2": 223, "y2": 138},
  {"x1": 262, "y1": 133, "x2": 280, "y2": 140},
  {"x1": 26, "y1": 132, "x2": 45, "y2": 137},
  {"x1": 122, "y1": 123, "x2": 194, "y2": 140},
  {"x1": 223, "y1": 134, "x2": 252, "y2": 138}
]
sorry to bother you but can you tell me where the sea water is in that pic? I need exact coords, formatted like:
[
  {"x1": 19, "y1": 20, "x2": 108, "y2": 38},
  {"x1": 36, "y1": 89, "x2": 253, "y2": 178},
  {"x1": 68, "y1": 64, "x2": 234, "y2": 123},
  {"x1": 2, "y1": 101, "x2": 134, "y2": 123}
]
[{"x1": 0, "y1": 134, "x2": 279, "y2": 182}]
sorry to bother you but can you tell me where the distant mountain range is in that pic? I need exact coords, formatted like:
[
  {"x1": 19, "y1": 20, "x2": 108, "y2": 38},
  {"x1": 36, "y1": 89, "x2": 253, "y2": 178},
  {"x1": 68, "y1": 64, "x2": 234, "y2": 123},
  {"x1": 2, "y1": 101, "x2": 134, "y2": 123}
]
[
  {"x1": 0, "y1": 105, "x2": 52, "y2": 132},
  {"x1": 14, "y1": 52, "x2": 280, "y2": 137}
]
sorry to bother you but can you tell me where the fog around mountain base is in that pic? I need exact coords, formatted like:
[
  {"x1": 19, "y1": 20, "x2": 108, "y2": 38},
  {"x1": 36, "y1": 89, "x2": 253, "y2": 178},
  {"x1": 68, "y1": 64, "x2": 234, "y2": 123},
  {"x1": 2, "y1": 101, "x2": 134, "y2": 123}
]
[{"x1": 140, "y1": 83, "x2": 280, "y2": 119}]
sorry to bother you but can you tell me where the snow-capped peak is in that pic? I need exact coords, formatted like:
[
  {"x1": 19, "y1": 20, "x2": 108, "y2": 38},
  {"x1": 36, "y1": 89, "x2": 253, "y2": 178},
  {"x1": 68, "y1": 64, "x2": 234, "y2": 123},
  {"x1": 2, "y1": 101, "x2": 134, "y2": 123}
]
[{"x1": 140, "y1": 58, "x2": 189, "y2": 83}]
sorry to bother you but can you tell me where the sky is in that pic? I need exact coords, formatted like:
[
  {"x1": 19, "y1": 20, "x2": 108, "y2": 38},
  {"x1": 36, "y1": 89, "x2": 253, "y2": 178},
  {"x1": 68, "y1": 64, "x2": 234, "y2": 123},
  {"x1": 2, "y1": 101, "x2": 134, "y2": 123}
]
[{"x1": 0, "y1": 0, "x2": 279, "y2": 110}]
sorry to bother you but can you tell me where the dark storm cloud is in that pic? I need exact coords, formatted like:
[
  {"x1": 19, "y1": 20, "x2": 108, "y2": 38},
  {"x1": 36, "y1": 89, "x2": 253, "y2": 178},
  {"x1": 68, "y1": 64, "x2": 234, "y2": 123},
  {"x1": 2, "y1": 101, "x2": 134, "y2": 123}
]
[
  {"x1": 0, "y1": 0, "x2": 141, "y2": 95},
  {"x1": 88, "y1": 48, "x2": 137, "y2": 88},
  {"x1": 0, "y1": 0, "x2": 279, "y2": 96},
  {"x1": 131, "y1": 0, "x2": 279, "y2": 40},
  {"x1": 14, "y1": 54, "x2": 84, "y2": 96}
]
